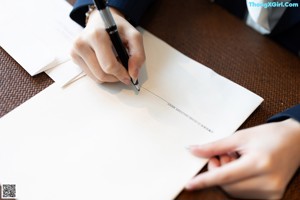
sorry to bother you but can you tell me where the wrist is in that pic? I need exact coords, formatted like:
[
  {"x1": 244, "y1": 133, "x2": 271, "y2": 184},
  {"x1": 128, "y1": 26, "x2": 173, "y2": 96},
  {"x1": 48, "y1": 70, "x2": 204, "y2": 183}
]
[
  {"x1": 85, "y1": 5, "x2": 97, "y2": 26},
  {"x1": 280, "y1": 118, "x2": 300, "y2": 166},
  {"x1": 282, "y1": 118, "x2": 300, "y2": 133}
]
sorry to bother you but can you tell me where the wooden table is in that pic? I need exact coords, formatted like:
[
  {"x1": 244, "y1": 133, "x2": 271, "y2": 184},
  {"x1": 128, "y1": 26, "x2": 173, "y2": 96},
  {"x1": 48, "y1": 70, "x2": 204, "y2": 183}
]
[{"x1": 0, "y1": 0, "x2": 299, "y2": 199}]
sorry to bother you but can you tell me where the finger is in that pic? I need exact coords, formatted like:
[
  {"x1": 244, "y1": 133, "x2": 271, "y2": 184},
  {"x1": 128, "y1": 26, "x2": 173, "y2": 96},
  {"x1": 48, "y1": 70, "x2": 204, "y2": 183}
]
[
  {"x1": 188, "y1": 136, "x2": 240, "y2": 158},
  {"x1": 91, "y1": 31, "x2": 131, "y2": 85},
  {"x1": 207, "y1": 157, "x2": 220, "y2": 171},
  {"x1": 185, "y1": 156, "x2": 256, "y2": 190},
  {"x1": 124, "y1": 29, "x2": 145, "y2": 81},
  {"x1": 75, "y1": 44, "x2": 119, "y2": 83},
  {"x1": 220, "y1": 154, "x2": 232, "y2": 166},
  {"x1": 228, "y1": 152, "x2": 239, "y2": 162},
  {"x1": 70, "y1": 51, "x2": 101, "y2": 83}
]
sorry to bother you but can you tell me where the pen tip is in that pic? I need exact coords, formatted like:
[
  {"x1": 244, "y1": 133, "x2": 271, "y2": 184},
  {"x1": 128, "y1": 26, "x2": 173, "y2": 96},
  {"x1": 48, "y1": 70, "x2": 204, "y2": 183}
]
[
  {"x1": 134, "y1": 84, "x2": 140, "y2": 91},
  {"x1": 131, "y1": 78, "x2": 140, "y2": 92}
]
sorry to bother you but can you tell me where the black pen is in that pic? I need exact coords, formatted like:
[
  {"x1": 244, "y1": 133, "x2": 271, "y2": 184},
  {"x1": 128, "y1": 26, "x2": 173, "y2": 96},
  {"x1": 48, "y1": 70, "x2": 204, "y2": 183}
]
[{"x1": 93, "y1": 0, "x2": 140, "y2": 91}]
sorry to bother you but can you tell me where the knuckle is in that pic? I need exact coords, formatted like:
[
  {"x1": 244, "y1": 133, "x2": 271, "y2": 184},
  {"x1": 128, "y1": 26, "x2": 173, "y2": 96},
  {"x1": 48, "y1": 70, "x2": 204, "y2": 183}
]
[
  {"x1": 90, "y1": 28, "x2": 106, "y2": 42},
  {"x1": 256, "y1": 156, "x2": 273, "y2": 171},
  {"x1": 132, "y1": 54, "x2": 145, "y2": 67},
  {"x1": 137, "y1": 52, "x2": 146, "y2": 63},
  {"x1": 131, "y1": 53, "x2": 146, "y2": 67},
  {"x1": 96, "y1": 73, "x2": 107, "y2": 82},
  {"x1": 102, "y1": 63, "x2": 117, "y2": 74},
  {"x1": 73, "y1": 37, "x2": 86, "y2": 50},
  {"x1": 92, "y1": 28, "x2": 102, "y2": 37},
  {"x1": 70, "y1": 51, "x2": 82, "y2": 66},
  {"x1": 131, "y1": 30, "x2": 143, "y2": 41},
  {"x1": 70, "y1": 49, "x2": 78, "y2": 60}
]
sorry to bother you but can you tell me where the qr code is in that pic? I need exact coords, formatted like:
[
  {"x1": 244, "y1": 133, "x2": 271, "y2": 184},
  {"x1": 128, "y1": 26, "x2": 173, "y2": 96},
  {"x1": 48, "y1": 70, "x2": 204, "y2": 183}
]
[{"x1": 1, "y1": 184, "x2": 16, "y2": 199}]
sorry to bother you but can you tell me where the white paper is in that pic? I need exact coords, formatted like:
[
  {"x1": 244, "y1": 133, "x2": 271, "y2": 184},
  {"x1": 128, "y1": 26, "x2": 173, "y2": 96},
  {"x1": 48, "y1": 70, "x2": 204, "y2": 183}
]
[
  {"x1": 0, "y1": 29, "x2": 263, "y2": 200},
  {"x1": 0, "y1": 0, "x2": 83, "y2": 82},
  {"x1": 45, "y1": 60, "x2": 84, "y2": 87}
]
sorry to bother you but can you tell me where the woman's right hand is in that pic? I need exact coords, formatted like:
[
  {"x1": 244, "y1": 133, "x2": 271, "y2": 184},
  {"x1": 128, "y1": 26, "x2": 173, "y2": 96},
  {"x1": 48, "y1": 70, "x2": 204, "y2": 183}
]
[{"x1": 71, "y1": 7, "x2": 145, "y2": 85}]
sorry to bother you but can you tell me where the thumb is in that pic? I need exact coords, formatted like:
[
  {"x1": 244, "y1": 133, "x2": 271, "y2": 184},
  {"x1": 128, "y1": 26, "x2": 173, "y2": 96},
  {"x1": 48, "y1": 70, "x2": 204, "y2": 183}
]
[
  {"x1": 128, "y1": 52, "x2": 145, "y2": 83},
  {"x1": 188, "y1": 135, "x2": 240, "y2": 158},
  {"x1": 125, "y1": 30, "x2": 145, "y2": 82}
]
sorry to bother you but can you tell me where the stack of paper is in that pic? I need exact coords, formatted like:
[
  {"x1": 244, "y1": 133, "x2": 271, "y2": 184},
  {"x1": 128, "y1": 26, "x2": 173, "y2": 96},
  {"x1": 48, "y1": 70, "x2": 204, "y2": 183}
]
[
  {"x1": 0, "y1": 0, "x2": 84, "y2": 86},
  {"x1": 0, "y1": 1, "x2": 263, "y2": 200}
]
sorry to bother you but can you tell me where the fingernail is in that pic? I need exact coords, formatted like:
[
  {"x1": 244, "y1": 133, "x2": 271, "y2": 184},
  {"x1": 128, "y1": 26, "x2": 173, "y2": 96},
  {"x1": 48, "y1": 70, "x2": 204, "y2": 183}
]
[
  {"x1": 185, "y1": 146, "x2": 191, "y2": 150},
  {"x1": 186, "y1": 145, "x2": 199, "y2": 151},
  {"x1": 131, "y1": 78, "x2": 138, "y2": 85},
  {"x1": 122, "y1": 78, "x2": 131, "y2": 85}
]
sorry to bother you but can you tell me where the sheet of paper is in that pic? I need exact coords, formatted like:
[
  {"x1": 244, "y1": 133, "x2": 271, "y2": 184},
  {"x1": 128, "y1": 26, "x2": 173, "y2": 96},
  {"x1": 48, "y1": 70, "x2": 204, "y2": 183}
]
[
  {"x1": 0, "y1": 29, "x2": 263, "y2": 200},
  {"x1": 0, "y1": 0, "x2": 83, "y2": 83},
  {"x1": 45, "y1": 60, "x2": 84, "y2": 87}
]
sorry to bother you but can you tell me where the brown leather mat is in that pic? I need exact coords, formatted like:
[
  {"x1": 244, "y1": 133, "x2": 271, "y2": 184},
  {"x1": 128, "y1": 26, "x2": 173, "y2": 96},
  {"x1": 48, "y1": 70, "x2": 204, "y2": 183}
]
[
  {"x1": 0, "y1": 47, "x2": 53, "y2": 118},
  {"x1": 0, "y1": 0, "x2": 299, "y2": 199}
]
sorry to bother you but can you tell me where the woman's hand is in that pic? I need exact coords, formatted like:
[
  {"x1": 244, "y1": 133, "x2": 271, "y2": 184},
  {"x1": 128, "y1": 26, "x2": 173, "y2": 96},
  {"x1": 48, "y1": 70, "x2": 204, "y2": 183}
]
[
  {"x1": 186, "y1": 118, "x2": 300, "y2": 199},
  {"x1": 71, "y1": 7, "x2": 145, "y2": 85}
]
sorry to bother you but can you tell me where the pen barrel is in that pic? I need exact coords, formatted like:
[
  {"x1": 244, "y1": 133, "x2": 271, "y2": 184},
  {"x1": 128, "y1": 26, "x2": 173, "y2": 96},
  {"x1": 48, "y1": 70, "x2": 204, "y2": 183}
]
[
  {"x1": 107, "y1": 27, "x2": 129, "y2": 70},
  {"x1": 93, "y1": 0, "x2": 106, "y2": 10},
  {"x1": 99, "y1": 7, "x2": 116, "y2": 29}
]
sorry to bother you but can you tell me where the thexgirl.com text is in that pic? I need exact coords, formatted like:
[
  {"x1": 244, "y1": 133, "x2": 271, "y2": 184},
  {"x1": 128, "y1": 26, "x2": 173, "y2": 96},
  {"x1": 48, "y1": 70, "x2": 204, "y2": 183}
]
[{"x1": 248, "y1": 1, "x2": 299, "y2": 8}]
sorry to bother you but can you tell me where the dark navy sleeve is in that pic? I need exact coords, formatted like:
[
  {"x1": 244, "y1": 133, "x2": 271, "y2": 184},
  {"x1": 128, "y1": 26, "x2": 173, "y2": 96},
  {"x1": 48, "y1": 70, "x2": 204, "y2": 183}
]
[
  {"x1": 70, "y1": 0, "x2": 155, "y2": 27},
  {"x1": 267, "y1": 104, "x2": 300, "y2": 123},
  {"x1": 70, "y1": 0, "x2": 93, "y2": 27}
]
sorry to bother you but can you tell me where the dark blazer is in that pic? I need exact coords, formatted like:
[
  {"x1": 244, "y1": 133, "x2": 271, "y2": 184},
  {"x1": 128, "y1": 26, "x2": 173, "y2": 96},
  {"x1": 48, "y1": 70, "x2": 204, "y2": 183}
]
[
  {"x1": 70, "y1": 0, "x2": 300, "y2": 123},
  {"x1": 70, "y1": 0, "x2": 155, "y2": 27},
  {"x1": 268, "y1": 105, "x2": 300, "y2": 123},
  {"x1": 71, "y1": 0, "x2": 300, "y2": 55}
]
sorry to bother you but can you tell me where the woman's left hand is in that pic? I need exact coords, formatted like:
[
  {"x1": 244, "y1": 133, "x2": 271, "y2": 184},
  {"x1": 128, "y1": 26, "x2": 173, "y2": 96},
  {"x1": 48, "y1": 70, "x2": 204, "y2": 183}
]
[{"x1": 185, "y1": 118, "x2": 300, "y2": 199}]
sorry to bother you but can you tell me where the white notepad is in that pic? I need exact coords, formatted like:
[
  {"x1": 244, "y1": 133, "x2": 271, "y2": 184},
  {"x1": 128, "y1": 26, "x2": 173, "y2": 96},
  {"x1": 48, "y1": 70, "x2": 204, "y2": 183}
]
[{"x1": 0, "y1": 29, "x2": 263, "y2": 200}]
